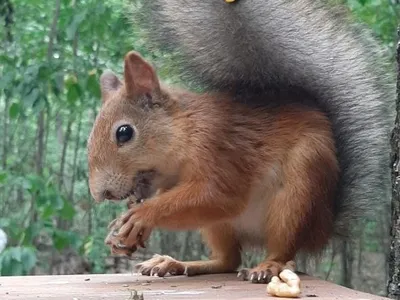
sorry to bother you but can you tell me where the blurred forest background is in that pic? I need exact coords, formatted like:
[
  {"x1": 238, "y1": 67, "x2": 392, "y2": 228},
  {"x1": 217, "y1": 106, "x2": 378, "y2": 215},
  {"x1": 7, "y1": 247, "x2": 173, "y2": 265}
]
[{"x1": 0, "y1": 0, "x2": 399, "y2": 297}]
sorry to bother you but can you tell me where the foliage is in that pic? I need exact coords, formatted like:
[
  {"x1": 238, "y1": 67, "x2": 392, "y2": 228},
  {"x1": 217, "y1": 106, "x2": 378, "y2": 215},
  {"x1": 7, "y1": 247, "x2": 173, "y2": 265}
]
[
  {"x1": 0, "y1": 0, "x2": 137, "y2": 275},
  {"x1": 345, "y1": 0, "x2": 399, "y2": 49},
  {"x1": 0, "y1": 0, "x2": 398, "y2": 296}
]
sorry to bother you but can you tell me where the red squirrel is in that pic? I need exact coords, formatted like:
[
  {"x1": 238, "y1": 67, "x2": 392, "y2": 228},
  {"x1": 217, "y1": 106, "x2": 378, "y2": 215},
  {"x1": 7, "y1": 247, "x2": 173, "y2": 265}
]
[
  {"x1": 131, "y1": 0, "x2": 394, "y2": 236},
  {"x1": 87, "y1": 51, "x2": 339, "y2": 283}
]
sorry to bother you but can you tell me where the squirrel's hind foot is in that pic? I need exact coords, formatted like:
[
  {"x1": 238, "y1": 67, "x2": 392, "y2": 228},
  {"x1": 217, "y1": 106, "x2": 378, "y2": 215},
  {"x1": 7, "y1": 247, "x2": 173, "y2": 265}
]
[{"x1": 238, "y1": 260, "x2": 296, "y2": 284}]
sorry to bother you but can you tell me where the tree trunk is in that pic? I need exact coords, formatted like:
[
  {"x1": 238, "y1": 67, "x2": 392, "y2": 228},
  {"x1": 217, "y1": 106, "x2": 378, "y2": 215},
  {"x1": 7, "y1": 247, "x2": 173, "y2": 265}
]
[
  {"x1": 58, "y1": 116, "x2": 72, "y2": 190},
  {"x1": 296, "y1": 253, "x2": 308, "y2": 274},
  {"x1": 340, "y1": 240, "x2": 353, "y2": 288},
  {"x1": 58, "y1": 0, "x2": 80, "y2": 232},
  {"x1": 45, "y1": 0, "x2": 61, "y2": 275},
  {"x1": 2, "y1": 94, "x2": 9, "y2": 169},
  {"x1": 69, "y1": 113, "x2": 82, "y2": 201},
  {"x1": 1, "y1": 0, "x2": 14, "y2": 43},
  {"x1": 38, "y1": 0, "x2": 61, "y2": 177},
  {"x1": 388, "y1": 30, "x2": 400, "y2": 300},
  {"x1": 35, "y1": 111, "x2": 45, "y2": 176},
  {"x1": 58, "y1": 116, "x2": 72, "y2": 230},
  {"x1": 324, "y1": 240, "x2": 338, "y2": 281},
  {"x1": 357, "y1": 229, "x2": 364, "y2": 274}
]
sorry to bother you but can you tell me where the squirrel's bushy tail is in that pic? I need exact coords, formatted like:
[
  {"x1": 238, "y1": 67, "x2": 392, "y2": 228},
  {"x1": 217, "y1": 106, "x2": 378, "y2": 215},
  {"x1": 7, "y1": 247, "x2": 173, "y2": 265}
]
[{"x1": 130, "y1": 0, "x2": 395, "y2": 235}]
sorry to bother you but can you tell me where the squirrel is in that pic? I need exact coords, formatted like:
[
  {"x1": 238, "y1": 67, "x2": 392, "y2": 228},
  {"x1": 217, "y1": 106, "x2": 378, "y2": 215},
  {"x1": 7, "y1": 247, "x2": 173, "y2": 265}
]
[
  {"x1": 89, "y1": 51, "x2": 339, "y2": 282},
  {"x1": 87, "y1": 0, "x2": 395, "y2": 283}
]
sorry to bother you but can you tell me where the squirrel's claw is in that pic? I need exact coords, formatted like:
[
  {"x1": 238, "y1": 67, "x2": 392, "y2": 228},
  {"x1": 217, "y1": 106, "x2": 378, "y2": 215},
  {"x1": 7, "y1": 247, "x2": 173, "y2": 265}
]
[{"x1": 105, "y1": 202, "x2": 152, "y2": 256}]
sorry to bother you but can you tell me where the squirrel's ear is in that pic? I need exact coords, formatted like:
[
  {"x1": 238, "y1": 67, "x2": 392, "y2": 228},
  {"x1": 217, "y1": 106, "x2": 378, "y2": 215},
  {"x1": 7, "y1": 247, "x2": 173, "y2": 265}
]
[
  {"x1": 124, "y1": 51, "x2": 160, "y2": 97},
  {"x1": 100, "y1": 70, "x2": 122, "y2": 101}
]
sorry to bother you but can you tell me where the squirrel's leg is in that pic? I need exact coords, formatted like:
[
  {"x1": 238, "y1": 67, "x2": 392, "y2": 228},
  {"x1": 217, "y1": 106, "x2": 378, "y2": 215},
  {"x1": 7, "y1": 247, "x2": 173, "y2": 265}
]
[
  {"x1": 108, "y1": 180, "x2": 248, "y2": 256},
  {"x1": 239, "y1": 136, "x2": 338, "y2": 284},
  {"x1": 135, "y1": 223, "x2": 241, "y2": 277}
]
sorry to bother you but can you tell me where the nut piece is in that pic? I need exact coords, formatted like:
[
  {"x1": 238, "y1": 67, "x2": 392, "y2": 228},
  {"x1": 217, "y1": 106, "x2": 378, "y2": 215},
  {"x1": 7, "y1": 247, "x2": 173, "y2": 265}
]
[
  {"x1": 105, "y1": 222, "x2": 137, "y2": 258},
  {"x1": 105, "y1": 185, "x2": 158, "y2": 258},
  {"x1": 266, "y1": 262, "x2": 301, "y2": 298},
  {"x1": 105, "y1": 198, "x2": 150, "y2": 257}
]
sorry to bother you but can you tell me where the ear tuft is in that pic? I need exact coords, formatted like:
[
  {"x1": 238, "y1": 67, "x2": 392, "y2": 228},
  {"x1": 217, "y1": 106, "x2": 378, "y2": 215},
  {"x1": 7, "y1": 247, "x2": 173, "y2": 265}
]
[
  {"x1": 100, "y1": 70, "x2": 122, "y2": 101},
  {"x1": 124, "y1": 51, "x2": 160, "y2": 97}
]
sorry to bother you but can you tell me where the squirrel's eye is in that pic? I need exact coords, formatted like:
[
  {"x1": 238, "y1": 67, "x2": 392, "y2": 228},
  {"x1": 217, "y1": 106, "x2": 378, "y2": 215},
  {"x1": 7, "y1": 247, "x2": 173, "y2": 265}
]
[{"x1": 116, "y1": 125, "x2": 134, "y2": 144}]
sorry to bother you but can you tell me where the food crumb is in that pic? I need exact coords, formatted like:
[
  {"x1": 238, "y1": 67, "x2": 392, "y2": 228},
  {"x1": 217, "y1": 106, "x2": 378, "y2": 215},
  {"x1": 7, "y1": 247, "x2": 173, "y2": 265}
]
[{"x1": 211, "y1": 285, "x2": 222, "y2": 289}]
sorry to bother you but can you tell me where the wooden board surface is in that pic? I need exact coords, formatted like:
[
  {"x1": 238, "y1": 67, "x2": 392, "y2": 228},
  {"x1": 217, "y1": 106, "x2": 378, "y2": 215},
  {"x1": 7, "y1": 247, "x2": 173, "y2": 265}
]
[{"x1": 0, "y1": 273, "x2": 389, "y2": 300}]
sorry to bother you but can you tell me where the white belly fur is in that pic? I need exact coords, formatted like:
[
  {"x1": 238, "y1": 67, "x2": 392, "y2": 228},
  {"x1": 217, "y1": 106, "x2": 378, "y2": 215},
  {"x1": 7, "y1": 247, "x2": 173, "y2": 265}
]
[{"x1": 230, "y1": 164, "x2": 281, "y2": 249}]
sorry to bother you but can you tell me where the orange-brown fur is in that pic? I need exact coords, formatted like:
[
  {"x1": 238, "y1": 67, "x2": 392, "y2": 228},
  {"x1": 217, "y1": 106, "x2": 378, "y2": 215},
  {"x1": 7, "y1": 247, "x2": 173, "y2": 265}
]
[{"x1": 87, "y1": 51, "x2": 339, "y2": 283}]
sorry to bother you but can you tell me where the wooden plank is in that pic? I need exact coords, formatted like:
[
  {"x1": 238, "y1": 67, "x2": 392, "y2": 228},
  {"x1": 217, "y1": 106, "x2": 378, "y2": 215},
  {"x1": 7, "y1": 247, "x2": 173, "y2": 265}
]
[{"x1": 0, "y1": 273, "x2": 389, "y2": 300}]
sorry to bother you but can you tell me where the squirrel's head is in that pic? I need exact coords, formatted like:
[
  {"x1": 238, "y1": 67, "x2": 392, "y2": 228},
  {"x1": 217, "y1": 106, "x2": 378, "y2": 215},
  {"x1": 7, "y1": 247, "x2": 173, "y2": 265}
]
[{"x1": 87, "y1": 51, "x2": 180, "y2": 203}]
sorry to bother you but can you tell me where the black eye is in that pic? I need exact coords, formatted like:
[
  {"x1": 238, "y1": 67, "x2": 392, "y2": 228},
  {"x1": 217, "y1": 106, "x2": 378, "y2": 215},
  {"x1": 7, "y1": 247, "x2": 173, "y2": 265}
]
[{"x1": 116, "y1": 125, "x2": 134, "y2": 144}]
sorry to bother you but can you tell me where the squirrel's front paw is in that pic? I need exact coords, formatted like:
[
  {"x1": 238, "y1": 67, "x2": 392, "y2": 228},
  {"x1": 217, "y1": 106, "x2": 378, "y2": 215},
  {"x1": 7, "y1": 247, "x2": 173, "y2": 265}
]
[{"x1": 105, "y1": 205, "x2": 153, "y2": 257}]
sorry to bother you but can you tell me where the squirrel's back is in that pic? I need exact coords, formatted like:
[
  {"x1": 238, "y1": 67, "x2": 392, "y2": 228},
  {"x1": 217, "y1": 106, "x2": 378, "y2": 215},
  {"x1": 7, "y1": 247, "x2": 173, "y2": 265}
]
[{"x1": 131, "y1": 0, "x2": 396, "y2": 235}]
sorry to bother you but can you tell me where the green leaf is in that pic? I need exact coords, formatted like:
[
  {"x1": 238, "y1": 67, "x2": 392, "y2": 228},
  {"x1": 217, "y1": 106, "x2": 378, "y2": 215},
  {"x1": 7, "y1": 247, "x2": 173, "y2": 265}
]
[
  {"x1": 66, "y1": 82, "x2": 82, "y2": 105},
  {"x1": 1, "y1": 260, "x2": 23, "y2": 276},
  {"x1": 25, "y1": 65, "x2": 39, "y2": 78},
  {"x1": 95, "y1": 2, "x2": 106, "y2": 15},
  {"x1": 10, "y1": 263, "x2": 24, "y2": 276},
  {"x1": 86, "y1": 71, "x2": 101, "y2": 98},
  {"x1": 25, "y1": 174, "x2": 45, "y2": 193},
  {"x1": 38, "y1": 64, "x2": 51, "y2": 81},
  {"x1": 0, "y1": 218, "x2": 10, "y2": 228},
  {"x1": 35, "y1": 194, "x2": 48, "y2": 208},
  {"x1": 9, "y1": 247, "x2": 22, "y2": 262},
  {"x1": 0, "y1": 247, "x2": 36, "y2": 275},
  {"x1": 20, "y1": 248, "x2": 37, "y2": 272},
  {"x1": 0, "y1": 72, "x2": 14, "y2": 90},
  {"x1": 51, "y1": 72, "x2": 64, "y2": 97},
  {"x1": 66, "y1": 11, "x2": 87, "y2": 40},
  {"x1": 59, "y1": 199, "x2": 76, "y2": 220},
  {"x1": 53, "y1": 232, "x2": 69, "y2": 250},
  {"x1": 0, "y1": 172, "x2": 7, "y2": 184},
  {"x1": 9, "y1": 102, "x2": 21, "y2": 119},
  {"x1": 40, "y1": 205, "x2": 56, "y2": 220},
  {"x1": 22, "y1": 223, "x2": 42, "y2": 245},
  {"x1": 31, "y1": 95, "x2": 47, "y2": 113},
  {"x1": 51, "y1": 194, "x2": 64, "y2": 211},
  {"x1": 53, "y1": 230, "x2": 80, "y2": 250},
  {"x1": 0, "y1": 54, "x2": 15, "y2": 66},
  {"x1": 24, "y1": 88, "x2": 40, "y2": 108}
]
